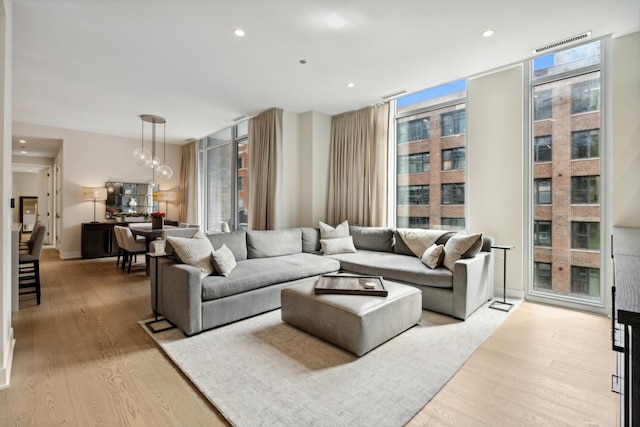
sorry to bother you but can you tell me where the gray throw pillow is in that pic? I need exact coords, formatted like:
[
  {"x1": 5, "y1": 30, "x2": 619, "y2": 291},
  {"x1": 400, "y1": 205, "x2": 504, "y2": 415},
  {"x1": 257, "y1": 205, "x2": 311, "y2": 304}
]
[
  {"x1": 319, "y1": 220, "x2": 350, "y2": 240},
  {"x1": 320, "y1": 235, "x2": 357, "y2": 255},
  {"x1": 211, "y1": 243, "x2": 236, "y2": 277},
  {"x1": 166, "y1": 232, "x2": 215, "y2": 275},
  {"x1": 421, "y1": 244, "x2": 444, "y2": 269},
  {"x1": 349, "y1": 225, "x2": 395, "y2": 252},
  {"x1": 442, "y1": 232, "x2": 483, "y2": 271}
]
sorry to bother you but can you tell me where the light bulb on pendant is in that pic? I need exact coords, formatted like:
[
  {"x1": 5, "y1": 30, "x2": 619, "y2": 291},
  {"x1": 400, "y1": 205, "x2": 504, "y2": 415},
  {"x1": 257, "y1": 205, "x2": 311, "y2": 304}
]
[
  {"x1": 146, "y1": 156, "x2": 161, "y2": 169},
  {"x1": 156, "y1": 164, "x2": 173, "y2": 180},
  {"x1": 133, "y1": 147, "x2": 151, "y2": 166}
]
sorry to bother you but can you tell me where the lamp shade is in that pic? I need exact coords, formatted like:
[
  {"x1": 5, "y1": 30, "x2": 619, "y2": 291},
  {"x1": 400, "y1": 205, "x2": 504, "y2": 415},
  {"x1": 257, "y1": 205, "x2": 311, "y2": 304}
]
[
  {"x1": 153, "y1": 190, "x2": 177, "y2": 203},
  {"x1": 82, "y1": 187, "x2": 108, "y2": 201}
]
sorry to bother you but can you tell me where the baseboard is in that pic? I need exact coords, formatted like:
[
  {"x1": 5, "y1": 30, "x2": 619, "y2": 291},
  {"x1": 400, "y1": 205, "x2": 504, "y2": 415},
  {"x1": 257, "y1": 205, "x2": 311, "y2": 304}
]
[
  {"x1": 493, "y1": 286, "x2": 525, "y2": 300},
  {"x1": 59, "y1": 251, "x2": 82, "y2": 260},
  {"x1": 0, "y1": 327, "x2": 16, "y2": 390}
]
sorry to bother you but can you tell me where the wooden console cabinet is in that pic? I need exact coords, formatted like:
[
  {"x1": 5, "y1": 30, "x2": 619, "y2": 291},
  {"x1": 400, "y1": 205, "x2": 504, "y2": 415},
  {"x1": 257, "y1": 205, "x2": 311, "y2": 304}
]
[
  {"x1": 82, "y1": 222, "x2": 119, "y2": 259},
  {"x1": 612, "y1": 227, "x2": 640, "y2": 426}
]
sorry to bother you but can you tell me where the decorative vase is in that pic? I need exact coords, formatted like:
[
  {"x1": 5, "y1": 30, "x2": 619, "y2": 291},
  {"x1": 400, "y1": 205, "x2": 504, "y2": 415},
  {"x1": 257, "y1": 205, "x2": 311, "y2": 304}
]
[
  {"x1": 129, "y1": 198, "x2": 138, "y2": 207},
  {"x1": 152, "y1": 216, "x2": 164, "y2": 229}
]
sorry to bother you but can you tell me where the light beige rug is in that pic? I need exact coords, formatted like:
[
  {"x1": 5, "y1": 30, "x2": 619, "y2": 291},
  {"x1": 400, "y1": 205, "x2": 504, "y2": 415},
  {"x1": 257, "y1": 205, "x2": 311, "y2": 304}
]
[{"x1": 143, "y1": 299, "x2": 520, "y2": 427}]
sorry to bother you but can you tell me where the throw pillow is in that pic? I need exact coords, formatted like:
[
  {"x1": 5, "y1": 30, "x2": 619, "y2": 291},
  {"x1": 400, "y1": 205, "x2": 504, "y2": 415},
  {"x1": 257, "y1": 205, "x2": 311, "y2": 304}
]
[
  {"x1": 320, "y1": 235, "x2": 357, "y2": 255},
  {"x1": 421, "y1": 244, "x2": 445, "y2": 269},
  {"x1": 442, "y1": 232, "x2": 483, "y2": 271},
  {"x1": 211, "y1": 244, "x2": 237, "y2": 277},
  {"x1": 319, "y1": 220, "x2": 350, "y2": 240},
  {"x1": 166, "y1": 233, "x2": 215, "y2": 275}
]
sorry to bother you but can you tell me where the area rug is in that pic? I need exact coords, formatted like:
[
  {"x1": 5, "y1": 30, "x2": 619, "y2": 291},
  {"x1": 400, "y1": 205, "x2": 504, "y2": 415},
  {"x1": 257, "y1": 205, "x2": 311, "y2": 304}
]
[{"x1": 143, "y1": 300, "x2": 520, "y2": 427}]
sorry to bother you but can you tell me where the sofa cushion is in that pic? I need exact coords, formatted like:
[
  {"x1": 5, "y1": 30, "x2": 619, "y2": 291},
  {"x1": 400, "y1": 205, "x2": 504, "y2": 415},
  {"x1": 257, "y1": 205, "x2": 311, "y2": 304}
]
[
  {"x1": 442, "y1": 232, "x2": 483, "y2": 271},
  {"x1": 396, "y1": 229, "x2": 448, "y2": 257},
  {"x1": 301, "y1": 227, "x2": 321, "y2": 253},
  {"x1": 167, "y1": 232, "x2": 215, "y2": 275},
  {"x1": 201, "y1": 253, "x2": 340, "y2": 301},
  {"x1": 320, "y1": 235, "x2": 357, "y2": 255},
  {"x1": 211, "y1": 244, "x2": 237, "y2": 277},
  {"x1": 421, "y1": 244, "x2": 444, "y2": 269},
  {"x1": 319, "y1": 220, "x2": 350, "y2": 239},
  {"x1": 208, "y1": 230, "x2": 247, "y2": 261},
  {"x1": 246, "y1": 229, "x2": 302, "y2": 259},
  {"x1": 326, "y1": 250, "x2": 453, "y2": 288},
  {"x1": 349, "y1": 225, "x2": 395, "y2": 252}
]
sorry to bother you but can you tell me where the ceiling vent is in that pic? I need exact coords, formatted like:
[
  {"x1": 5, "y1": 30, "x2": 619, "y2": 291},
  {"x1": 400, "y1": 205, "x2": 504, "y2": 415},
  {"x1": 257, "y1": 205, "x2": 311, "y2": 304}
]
[
  {"x1": 381, "y1": 89, "x2": 408, "y2": 100},
  {"x1": 533, "y1": 32, "x2": 591, "y2": 54}
]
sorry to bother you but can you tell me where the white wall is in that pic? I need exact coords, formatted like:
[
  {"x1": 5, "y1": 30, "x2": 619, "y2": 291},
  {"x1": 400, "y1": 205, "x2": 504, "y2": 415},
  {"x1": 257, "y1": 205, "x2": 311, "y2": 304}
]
[
  {"x1": 12, "y1": 121, "x2": 181, "y2": 259},
  {"x1": 11, "y1": 172, "x2": 37, "y2": 223},
  {"x1": 468, "y1": 65, "x2": 525, "y2": 297},
  {"x1": 612, "y1": 32, "x2": 640, "y2": 228},
  {"x1": 0, "y1": 0, "x2": 15, "y2": 389}
]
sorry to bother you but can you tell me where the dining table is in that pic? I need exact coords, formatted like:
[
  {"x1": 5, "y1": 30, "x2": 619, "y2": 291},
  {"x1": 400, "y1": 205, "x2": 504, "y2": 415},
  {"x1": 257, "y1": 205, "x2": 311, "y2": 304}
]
[{"x1": 129, "y1": 224, "x2": 177, "y2": 253}]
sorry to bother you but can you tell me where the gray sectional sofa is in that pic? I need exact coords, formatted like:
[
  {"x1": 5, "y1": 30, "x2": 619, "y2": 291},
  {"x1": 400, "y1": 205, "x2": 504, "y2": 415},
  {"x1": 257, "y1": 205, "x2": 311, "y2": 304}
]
[{"x1": 152, "y1": 226, "x2": 494, "y2": 336}]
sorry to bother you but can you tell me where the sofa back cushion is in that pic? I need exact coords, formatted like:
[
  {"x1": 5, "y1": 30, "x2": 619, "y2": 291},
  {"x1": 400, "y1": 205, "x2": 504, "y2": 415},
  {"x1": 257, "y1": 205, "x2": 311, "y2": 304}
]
[
  {"x1": 301, "y1": 227, "x2": 321, "y2": 253},
  {"x1": 349, "y1": 225, "x2": 395, "y2": 252},
  {"x1": 208, "y1": 230, "x2": 247, "y2": 261},
  {"x1": 247, "y1": 228, "x2": 302, "y2": 259}
]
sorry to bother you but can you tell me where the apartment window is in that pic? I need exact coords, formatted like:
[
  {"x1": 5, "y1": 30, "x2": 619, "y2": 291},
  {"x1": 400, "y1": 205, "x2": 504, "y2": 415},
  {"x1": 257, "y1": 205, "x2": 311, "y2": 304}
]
[
  {"x1": 441, "y1": 148, "x2": 465, "y2": 171},
  {"x1": 397, "y1": 117, "x2": 430, "y2": 143},
  {"x1": 571, "y1": 222, "x2": 600, "y2": 250},
  {"x1": 571, "y1": 79, "x2": 600, "y2": 114},
  {"x1": 533, "y1": 262, "x2": 552, "y2": 290},
  {"x1": 534, "y1": 136, "x2": 552, "y2": 162},
  {"x1": 395, "y1": 80, "x2": 466, "y2": 230},
  {"x1": 571, "y1": 266, "x2": 600, "y2": 298},
  {"x1": 571, "y1": 129, "x2": 600, "y2": 159},
  {"x1": 397, "y1": 185, "x2": 429, "y2": 205},
  {"x1": 398, "y1": 152, "x2": 430, "y2": 174},
  {"x1": 441, "y1": 183, "x2": 464, "y2": 205},
  {"x1": 198, "y1": 124, "x2": 249, "y2": 233},
  {"x1": 441, "y1": 217, "x2": 465, "y2": 230},
  {"x1": 534, "y1": 220, "x2": 552, "y2": 247},
  {"x1": 441, "y1": 109, "x2": 466, "y2": 136},
  {"x1": 533, "y1": 179, "x2": 551, "y2": 204},
  {"x1": 534, "y1": 89, "x2": 552, "y2": 120},
  {"x1": 571, "y1": 176, "x2": 599, "y2": 204}
]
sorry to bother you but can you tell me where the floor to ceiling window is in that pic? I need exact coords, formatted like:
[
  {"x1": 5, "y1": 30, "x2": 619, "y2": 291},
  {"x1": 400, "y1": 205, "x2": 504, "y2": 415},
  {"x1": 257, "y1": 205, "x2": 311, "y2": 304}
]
[
  {"x1": 394, "y1": 80, "x2": 467, "y2": 230},
  {"x1": 529, "y1": 39, "x2": 604, "y2": 306},
  {"x1": 198, "y1": 122, "x2": 249, "y2": 233}
]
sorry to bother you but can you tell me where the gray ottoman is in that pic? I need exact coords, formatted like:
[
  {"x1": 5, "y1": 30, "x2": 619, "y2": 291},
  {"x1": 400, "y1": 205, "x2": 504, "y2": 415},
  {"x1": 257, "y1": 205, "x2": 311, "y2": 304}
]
[{"x1": 281, "y1": 279, "x2": 422, "y2": 356}]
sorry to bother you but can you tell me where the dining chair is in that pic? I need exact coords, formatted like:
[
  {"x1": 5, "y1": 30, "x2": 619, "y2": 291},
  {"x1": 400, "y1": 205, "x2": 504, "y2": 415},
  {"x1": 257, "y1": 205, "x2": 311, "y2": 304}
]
[
  {"x1": 119, "y1": 226, "x2": 147, "y2": 274},
  {"x1": 113, "y1": 226, "x2": 126, "y2": 268},
  {"x1": 18, "y1": 224, "x2": 47, "y2": 305}
]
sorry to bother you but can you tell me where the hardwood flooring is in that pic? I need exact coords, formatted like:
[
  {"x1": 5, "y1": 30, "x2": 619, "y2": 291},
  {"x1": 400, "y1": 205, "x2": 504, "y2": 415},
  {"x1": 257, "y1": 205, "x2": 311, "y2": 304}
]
[{"x1": 0, "y1": 249, "x2": 619, "y2": 426}]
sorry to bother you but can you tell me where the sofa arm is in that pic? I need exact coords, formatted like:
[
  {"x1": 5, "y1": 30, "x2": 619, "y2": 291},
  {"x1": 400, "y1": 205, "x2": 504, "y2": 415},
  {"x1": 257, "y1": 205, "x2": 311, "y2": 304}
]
[
  {"x1": 451, "y1": 251, "x2": 494, "y2": 320},
  {"x1": 155, "y1": 259, "x2": 204, "y2": 335}
]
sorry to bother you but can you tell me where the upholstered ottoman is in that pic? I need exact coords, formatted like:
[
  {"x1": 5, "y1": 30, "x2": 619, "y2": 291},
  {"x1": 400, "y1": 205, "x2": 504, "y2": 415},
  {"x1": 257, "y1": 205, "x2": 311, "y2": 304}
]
[{"x1": 281, "y1": 278, "x2": 422, "y2": 356}]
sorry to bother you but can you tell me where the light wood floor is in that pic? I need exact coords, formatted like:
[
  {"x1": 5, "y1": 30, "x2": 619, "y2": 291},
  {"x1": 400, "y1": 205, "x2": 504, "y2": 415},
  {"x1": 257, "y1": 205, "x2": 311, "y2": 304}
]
[{"x1": 0, "y1": 249, "x2": 619, "y2": 426}]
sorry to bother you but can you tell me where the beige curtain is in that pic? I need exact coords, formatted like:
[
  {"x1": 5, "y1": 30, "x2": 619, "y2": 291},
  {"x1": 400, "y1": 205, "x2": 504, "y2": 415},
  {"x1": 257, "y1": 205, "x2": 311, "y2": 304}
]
[
  {"x1": 249, "y1": 108, "x2": 283, "y2": 230},
  {"x1": 326, "y1": 103, "x2": 389, "y2": 227},
  {"x1": 179, "y1": 140, "x2": 199, "y2": 225}
]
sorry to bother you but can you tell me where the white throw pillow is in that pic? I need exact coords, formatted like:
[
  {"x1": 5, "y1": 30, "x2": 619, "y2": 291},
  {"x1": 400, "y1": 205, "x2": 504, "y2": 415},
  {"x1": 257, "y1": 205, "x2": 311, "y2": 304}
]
[
  {"x1": 319, "y1": 220, "x2": 350, "y2": 240},
  {"x1": 442, "y1": 232, "x2": 483, "y2": 271},
  {"x1": 211, "y1": 243, "x2": 237, "y2": 277},
  {"x1": 166, "y1": 233, "x2": 215, "y2": 275},
  {"x1": 421, "y1": 244, "x2": 444, "y2": 269},
  {"x1": 320, "y1": 235, "x2": 357, "y2": 255}
]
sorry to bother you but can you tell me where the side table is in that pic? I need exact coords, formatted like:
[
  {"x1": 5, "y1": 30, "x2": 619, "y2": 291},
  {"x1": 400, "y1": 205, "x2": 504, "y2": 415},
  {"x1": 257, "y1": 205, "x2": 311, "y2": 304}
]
[
  {"x1": 489, "y1": 244, "x2": 515, "y2": 312},
  {"x1": 145, "y1": 252, "x2": 176, "y2": 333}
]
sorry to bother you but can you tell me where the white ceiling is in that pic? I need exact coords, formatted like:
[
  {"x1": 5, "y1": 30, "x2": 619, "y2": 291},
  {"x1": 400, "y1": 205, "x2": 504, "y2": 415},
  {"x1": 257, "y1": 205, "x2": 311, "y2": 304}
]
[{"x1": 11, "y1": 0, "x2": 640, "y2": 147}]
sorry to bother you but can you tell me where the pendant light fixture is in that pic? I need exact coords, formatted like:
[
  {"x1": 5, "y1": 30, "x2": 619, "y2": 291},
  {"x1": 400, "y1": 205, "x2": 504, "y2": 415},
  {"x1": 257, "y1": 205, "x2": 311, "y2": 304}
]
[{"x1": 138, "y1": 114, "x2": 173, "y2": 188}]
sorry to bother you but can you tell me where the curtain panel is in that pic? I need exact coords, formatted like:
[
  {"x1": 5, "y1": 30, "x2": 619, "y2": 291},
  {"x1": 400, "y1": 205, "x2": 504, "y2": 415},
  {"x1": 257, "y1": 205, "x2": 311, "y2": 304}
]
[
  {"x1": 248, "y1": 108, "x2": 283, "y2": 230},
  {"x1": 179, "y1": 140, "x2": 200, "y2": 225},
  {"x1": 326, "y1": 103, "x2": 389, "y2": 227}
]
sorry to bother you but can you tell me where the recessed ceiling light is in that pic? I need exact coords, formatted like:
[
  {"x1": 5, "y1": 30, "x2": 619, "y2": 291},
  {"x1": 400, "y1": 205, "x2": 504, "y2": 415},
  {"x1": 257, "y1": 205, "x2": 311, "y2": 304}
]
[
  {"x1": 347, "y1": 82, "x2": 355, "y2": 88},
  {"x1": 20, "y1": 150, "x2": 27, "y2": 154},
  {"x1": 19, "y1": 139, "x2": 26, "y2": 143},
  {"x1": 299, "y1": 59, "x2": 307, "y2": 65},
  {"x1": 482, "y1": 29, "x2": 495, "y2": 38},
  {"x1": 233, "y1": 28, "x2": 245, "y2": 37},
  {"x1": 325, "y1": 13, "x2": 348, "y2": 29}
]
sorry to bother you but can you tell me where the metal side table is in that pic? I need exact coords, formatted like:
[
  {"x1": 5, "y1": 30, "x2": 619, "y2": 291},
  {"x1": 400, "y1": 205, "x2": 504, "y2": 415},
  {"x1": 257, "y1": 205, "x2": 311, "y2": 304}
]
[
  {"x1": 489, "y1": 245, "x2": 515, "y2": 312},
  {"x1": 145, "y1": 252, "x2": 176, "y2": 333}
]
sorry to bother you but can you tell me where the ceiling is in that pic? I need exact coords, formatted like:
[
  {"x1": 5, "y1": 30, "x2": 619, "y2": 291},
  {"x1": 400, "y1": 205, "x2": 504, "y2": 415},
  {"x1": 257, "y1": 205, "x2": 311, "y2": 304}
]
[{"x1": 11, "y1": 0, "x2": 640, "y2": 148}]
